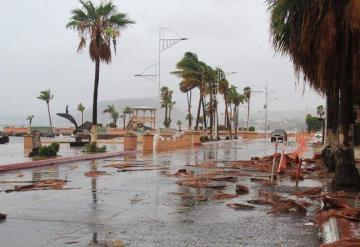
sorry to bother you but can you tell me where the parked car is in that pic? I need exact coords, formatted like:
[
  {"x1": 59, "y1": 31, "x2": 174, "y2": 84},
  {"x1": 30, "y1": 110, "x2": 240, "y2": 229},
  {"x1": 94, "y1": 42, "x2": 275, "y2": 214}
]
[
  {"x1": 270, "y1": 129, "x2": 287, "y2": 142},
  {"x1": 313, "y1": 132, "x2": 323, "y2": 144}
]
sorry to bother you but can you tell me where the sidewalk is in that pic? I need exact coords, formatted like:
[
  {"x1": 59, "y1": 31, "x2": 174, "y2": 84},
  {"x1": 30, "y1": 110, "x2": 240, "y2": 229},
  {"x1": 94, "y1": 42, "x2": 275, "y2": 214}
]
[{"x1": 0, "y1": 151, "x2": 134, "y2": 173}]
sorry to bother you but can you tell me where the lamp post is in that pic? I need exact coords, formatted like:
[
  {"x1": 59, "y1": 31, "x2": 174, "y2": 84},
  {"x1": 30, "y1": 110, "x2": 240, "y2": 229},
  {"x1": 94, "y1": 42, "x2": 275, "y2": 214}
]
[
  {"x1": 135, "y1": 27, "x2": 187, "y2": 137},
  {"x1": 264, "y1": 84, "x2": 278, "y2": 137}
]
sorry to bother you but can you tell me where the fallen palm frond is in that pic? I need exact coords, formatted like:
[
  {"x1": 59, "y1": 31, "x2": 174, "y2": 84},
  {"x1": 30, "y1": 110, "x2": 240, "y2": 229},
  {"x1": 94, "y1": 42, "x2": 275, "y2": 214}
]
[
  {"x1": 294, "y1": 187, "x2": 322, "y2": 197},
  {"x1": 315, "y1": 208, "x2": 360, "y2": 226},
  {"x1": 168, "y1": 192, "x2": 208, "y2": 202},
  {"x1": 226, "y1": 203, "x2": 255, "y2": 210},
  {"x1": 320, "y1": 239, "x2": 360, "y2": 247},
  {"x1": 235, "y1": 184, "x2": 250, "y2": 194},
  {"x1": 85, "y1": 170, "x2": 109, "y2": 177},
  {"x1": 257, "y1": 191, "x2": 311, "y2": 214},
  {"x1": 5, "y1": 179, "x2": 69, "y2": 193},
  {"x1": 213, "y1": 192, "x2": 239, "y2": 200}
]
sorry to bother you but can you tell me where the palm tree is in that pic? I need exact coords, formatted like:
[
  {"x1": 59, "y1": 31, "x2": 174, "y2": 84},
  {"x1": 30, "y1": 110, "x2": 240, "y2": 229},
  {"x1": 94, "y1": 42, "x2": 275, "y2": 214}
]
[
  {"x1": 103, "y1": 105, "x2": 119, "y2": 127},
  {"x1": 176, "y1": 120, "x2": 182, "y2": 132},
  {"x1": 122, "y1": 106, "x2": 133, "y2": 130},
  {"x1": 37, "y1": 89, "x2": 54, "y2": 127},
  {"x1": 168, "y1": 101, "x2": 176, "y2": 128},
  {"x1": 26, "y1": 115, "x2": 34, "y2": 127},
  {"x1": 267, "y1": 0, "x2": 360, "y2": 190},
  {"x1": 172, "y1": 52, "x2": 208, "y2": 130},
  {"x1": 77, "y1": 103, "x2": 85, "y2": 125},
  {"x1": 243, "y1": 87, "x2": 251, "y2": 130},
  {"x1": 180, "y1": 80, "x2": 194, "y2": 129},
  {"x1": 161, "y1": 87, "x2": 174, "y2": 128},
  {"x1": 67, "y1": 0, "x2": 134, "y2": 129},
  {"x1": 218, "y1": 77, "x2": 231, "y2": 134}
]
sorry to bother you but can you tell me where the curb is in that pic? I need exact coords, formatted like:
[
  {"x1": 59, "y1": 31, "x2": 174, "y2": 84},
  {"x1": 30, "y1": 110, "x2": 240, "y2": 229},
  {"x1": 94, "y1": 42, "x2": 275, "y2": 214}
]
[{"x1": 0, "y1": 151, "x2": 136, "y2": 173}]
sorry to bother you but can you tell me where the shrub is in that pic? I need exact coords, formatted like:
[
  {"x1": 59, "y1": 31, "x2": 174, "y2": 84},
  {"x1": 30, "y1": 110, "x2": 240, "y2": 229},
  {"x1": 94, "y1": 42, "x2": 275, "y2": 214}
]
[
  {"x1": 49, "y1": 142, "x2": 60, "y2": 152},
  {"x1": 38, "y1": 146, "x2": 49, "y2": 157},
  {"x1": 31, "y1": 142, "x2": 60, "y2": 157},
  {"x1": 84, "y1": 142, "x2": 107, "y2": 153},
  {"x1": 249, "y1": 127, "x2": 256, "y2": 132},
  {"x1": 126, "y1": 131, "x2": 137, "y2": 136}
]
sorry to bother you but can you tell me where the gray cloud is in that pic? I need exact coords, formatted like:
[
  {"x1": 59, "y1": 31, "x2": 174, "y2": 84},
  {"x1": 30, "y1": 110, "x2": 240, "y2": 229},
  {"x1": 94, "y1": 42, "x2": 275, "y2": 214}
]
[{"x1": 0, "y1": 0, "x2": 323, "y2": 121}]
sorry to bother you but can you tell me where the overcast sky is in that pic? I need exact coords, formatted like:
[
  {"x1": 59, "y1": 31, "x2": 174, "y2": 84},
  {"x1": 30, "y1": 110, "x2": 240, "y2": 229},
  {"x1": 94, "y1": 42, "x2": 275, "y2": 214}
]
[{"x1": 0, "y1": 0, "x2": 323, "y2": 119}]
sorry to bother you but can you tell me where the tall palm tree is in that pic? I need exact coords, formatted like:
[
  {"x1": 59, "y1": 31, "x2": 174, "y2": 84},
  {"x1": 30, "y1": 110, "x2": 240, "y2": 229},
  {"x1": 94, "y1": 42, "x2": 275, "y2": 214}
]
[
  {"x1": 243, "y1": 87, "x2": 251, "y2": 130},
  {"x1": 172, "y1": 52, "x2": 208, "y2": 130},
  {"x1": 218, "y1": 77, "x2": 231, "y2": 134},
  {"x1": 26, "y1": 115, "x2": 34, "y2": 127},
  {"x1": 160, "y1": 87, "x2": 175, "y2": 128},
  {"x1": 180, "y1": 80, "x2": 195, "y2": 129},
  {"x1": 77, "y1": 103, "x2": 85, "y2": 125},
  {"x1": 37, "y1": 89, "x2": 54, "y2": 127},
  {"x1": 67, "y1": 0, "x2": 134, "y2": 128},
  {"x1": 168, "y1": 101, "x2": 176, "y2": 128},
  {"x1": 232, "y1": 92, "x2": 246, "y2": 138},
  {"x1": 103, "y1": 105, "x2": 119, "y2": 127},
  {"x1": 267, "y1": 0, "x2": 360, "y2": 189},
  {"x1": 122, "y1": 106, "x2": 133, "y2": 130}
]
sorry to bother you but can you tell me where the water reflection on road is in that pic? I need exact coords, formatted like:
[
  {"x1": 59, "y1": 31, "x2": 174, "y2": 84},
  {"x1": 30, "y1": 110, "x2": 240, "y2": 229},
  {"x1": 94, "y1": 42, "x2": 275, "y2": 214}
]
[{"x1": 0, "y1": 139, "x2": 320, "y2": 247}]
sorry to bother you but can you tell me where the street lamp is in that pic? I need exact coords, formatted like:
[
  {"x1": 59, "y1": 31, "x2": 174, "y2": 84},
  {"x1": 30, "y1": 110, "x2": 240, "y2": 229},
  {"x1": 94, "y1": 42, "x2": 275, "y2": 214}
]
[
  {"x1": 264, "y1": 84, "x2": 278, "y2": 137},
  {"x1": 134, "y1": 27, "x2": 187, "y2": 136}
]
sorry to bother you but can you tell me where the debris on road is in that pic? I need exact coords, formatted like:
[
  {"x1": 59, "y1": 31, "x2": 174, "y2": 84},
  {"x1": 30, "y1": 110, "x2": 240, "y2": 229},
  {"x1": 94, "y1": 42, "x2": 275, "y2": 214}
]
[
  {"x1": 213, "y1": 192, "x2": 238, "y2": 200},
  {"x1": 235, "y1": 184, "x2": 249, "y2": 194},
  {"x1": 85, "y1": 170, "x2": 109, "y2": 177},
  {"x1": 294, "y1": 187, "x2": 322, "y2": 197},
  {"x1": 5, "y1": 179, "x2": 69, "y2": 193},
  {"x1": 226, "y1": 203, "x2": 255, "y2": 210}
]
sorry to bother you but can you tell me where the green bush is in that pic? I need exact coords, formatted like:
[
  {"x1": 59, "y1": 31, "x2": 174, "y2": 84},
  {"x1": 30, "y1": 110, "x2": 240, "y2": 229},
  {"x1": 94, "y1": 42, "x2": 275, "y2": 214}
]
[
  {"x1": 33, "y1": 142, "x2": 60, "y2": 157},
  {"x1": 249, "y1": 127, "x2": 256, "y2": 132},
  {"x1": 84, "y1": 142, "x2": 107, "y2": 153},
  {"x1": 38, "y1": 146, "x2": 50, "y2": 156}
]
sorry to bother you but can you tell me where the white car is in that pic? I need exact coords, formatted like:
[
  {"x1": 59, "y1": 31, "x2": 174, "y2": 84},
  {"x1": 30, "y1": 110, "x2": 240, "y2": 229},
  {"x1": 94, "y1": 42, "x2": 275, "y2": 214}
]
[{"x1": 313, "y1": 132, "x2": 323, "y2": 143}]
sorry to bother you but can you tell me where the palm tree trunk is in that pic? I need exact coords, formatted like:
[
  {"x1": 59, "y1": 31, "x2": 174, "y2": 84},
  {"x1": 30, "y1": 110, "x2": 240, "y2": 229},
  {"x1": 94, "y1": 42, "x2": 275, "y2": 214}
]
[
  {"x1": 123, "y1": 115, "x2": 126, "y2": 130},
  {"x1": 224, "y1": 103, "x2": 229, "y2": 136},
  {"x1": 201, "y1": 97, "x2": 207, "y2": 130},
  {"x1": 187, "y1": 91, "x2": 192, "y2": 129},
  {"x1": 195, "y1": 94, "x2": 202, "y2": 130},
  {"x1": 247, "y1": 97, "x2": 250, "y2": 129},
  {"x1": 209, "y1": 91, "x2": 213, "y2": 139},
  {"x1": 93, "y1": 58, "x2": 100, "y2": 125},
  {"x1": 164, "y1": 105, "x2": 168, "y2": 128},
  {"x1": 47, "y1": 103, "x2": 52, "y2": 128},
  {"x1": 332, "y1": 29, "x2": 360, "y2": 189},
  {"x1": 81, "y1": 112, "x2": 84, "y2": 125}
]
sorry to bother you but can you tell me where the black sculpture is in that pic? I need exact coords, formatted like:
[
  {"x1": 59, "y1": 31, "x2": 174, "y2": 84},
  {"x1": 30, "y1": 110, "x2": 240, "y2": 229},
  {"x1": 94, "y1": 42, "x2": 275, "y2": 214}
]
[
  {"x1": 57, "y1": 106, "x2": 79, "y2": 131},
  {"x1": 57, "y1": 105, "x2": 90, "y2": 146}
]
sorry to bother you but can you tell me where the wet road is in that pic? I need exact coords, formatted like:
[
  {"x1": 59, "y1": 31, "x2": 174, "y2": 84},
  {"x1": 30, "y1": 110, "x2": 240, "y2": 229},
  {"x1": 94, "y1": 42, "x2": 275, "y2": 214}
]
[{"x1": 0, "y1": 140, "x2": 321, "y2": 246}]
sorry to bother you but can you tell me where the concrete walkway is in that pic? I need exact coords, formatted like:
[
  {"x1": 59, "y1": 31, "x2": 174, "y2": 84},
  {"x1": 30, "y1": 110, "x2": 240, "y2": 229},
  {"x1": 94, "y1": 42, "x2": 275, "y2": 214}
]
[{"x1": 0, "y1": 151, "x2": 135, "y2": 173}]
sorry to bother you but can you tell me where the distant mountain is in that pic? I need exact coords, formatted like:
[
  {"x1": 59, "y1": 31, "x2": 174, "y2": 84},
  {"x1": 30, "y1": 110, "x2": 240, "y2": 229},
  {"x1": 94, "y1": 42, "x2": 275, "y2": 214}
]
[{"x1": 0, "y1": 97, "x2": 312, "y2": 131}]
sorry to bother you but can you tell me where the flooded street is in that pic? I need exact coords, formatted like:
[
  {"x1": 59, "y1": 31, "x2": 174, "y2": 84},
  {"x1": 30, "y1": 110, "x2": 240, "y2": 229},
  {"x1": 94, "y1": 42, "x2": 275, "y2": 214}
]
[{"x1": 0, "y1": 140, "x2": 320, "y2": 246}]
